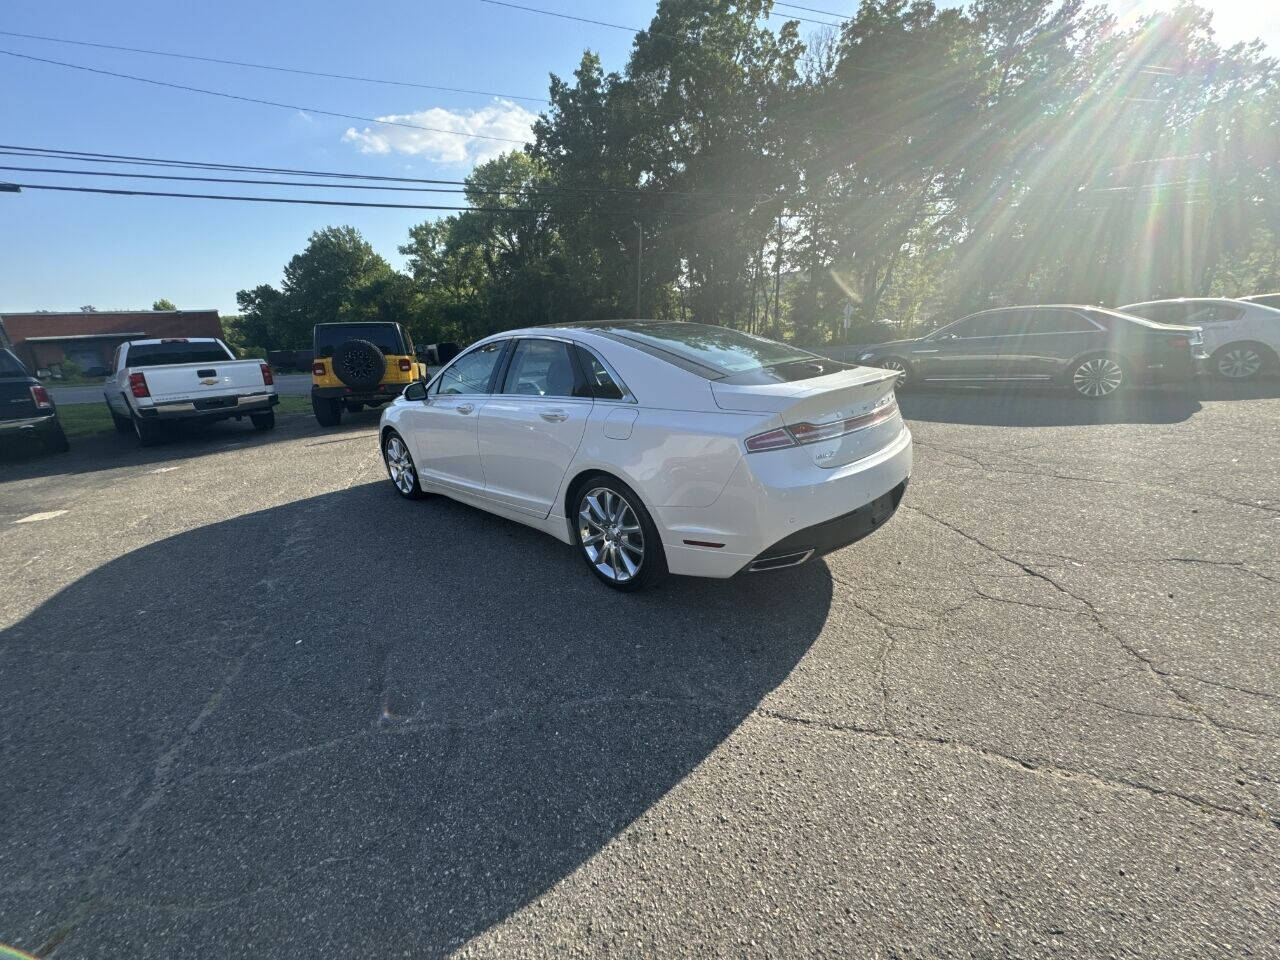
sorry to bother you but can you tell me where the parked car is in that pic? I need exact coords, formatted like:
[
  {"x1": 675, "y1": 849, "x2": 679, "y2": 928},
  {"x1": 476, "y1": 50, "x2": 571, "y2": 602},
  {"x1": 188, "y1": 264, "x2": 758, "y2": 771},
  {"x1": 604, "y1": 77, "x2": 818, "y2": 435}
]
[
  {"x1": 1119, "y1": 298, "x2": 1280, "y2": 380},
  {"x1": 310, "y1": 322, "x2": 428, "y2": 426},
  {"x1": 0, "y1": 345, "x2": 69, "y2": 453},
  {"x1": 1240, "y1": 293, "x2": 1280, "y2": 311},
  {"x1": 378, "y1": 321, "x2": 912, "y2": 591},
  {"x1": 850, "y1": 305, "x2": 1201, "y2": 399},
  {"x1": 104, "y1": 338, "x2": 278, "y2": 446}
]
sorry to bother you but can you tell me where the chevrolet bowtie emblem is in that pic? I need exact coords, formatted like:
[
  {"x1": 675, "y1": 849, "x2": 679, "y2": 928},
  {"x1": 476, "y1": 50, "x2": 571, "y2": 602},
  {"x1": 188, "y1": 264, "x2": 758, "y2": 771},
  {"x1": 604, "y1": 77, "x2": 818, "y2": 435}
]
[{"x1": 200, "y1": 377, "x2": 219, "y2": 385}]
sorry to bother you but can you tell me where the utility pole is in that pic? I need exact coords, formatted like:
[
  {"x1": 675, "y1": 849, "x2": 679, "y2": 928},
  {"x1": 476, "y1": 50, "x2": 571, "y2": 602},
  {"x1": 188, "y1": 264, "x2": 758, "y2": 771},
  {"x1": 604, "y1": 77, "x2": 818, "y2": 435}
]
[{"x1": 634, "y1": 220, "x2": 643, "y2": 318}]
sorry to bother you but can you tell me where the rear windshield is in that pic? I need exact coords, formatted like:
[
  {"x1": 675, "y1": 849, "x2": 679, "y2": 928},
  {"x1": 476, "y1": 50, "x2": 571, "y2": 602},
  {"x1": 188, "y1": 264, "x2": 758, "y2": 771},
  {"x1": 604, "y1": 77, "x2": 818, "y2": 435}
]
[
  {"x1": 0, "y1": 348, "x2": 27, "y2": 376},
  {"x1": 314, "y1": 324, "x2": 406, "y2": 357},
  {"x1": 581, "y1": 322, "x2": 816, "y2": 378},
  {"x1": 126, "y1": 341, "x2": 232, "y2": 367}
]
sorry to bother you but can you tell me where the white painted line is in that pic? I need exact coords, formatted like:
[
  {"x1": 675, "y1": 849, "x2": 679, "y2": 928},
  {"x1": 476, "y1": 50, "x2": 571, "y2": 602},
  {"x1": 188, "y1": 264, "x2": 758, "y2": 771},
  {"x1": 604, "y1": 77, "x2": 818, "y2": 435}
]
[
  {"x1": 150, "y1": 466, "x2": 181, "y2": 474},
  {"x1": 14, "y1": 510, "x2": 68, "y2": 524}
]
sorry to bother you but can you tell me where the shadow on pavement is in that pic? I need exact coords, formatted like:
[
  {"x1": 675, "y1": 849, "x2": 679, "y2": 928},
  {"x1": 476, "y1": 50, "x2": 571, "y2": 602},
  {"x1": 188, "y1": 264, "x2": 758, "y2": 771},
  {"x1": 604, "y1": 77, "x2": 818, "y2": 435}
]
[
  {"x1": 897, "y1": 383, "x2": 1206, "y2": 426},
  {"x1": 0, "y1": 481, "x2": 832, "y2": 957},
  {"x1": 0, "y1": 409, "x2": 385, "y2": 481}
]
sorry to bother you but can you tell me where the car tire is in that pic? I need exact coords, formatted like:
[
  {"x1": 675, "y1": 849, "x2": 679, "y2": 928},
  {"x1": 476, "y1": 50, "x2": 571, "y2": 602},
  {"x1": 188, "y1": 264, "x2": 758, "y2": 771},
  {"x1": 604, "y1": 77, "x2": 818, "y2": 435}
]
[
  {"x1": 250, "y1": 410, "x2": 275, "y2": 431},
  {"x1": 382, "y1": 429, "x2": 426, "y2": 499},
  {"x1": 332, "y1": 339, "x2": 386, "y2": 392},
  {"x1": 1212, "y1": 342, "x2": 1270, "y2": 381},
  {"x1": 109, "y1": 402, "x2": 132, "y2": 434},
  {"x1": 130, "y1": 408, "x2": 161, "y2": 446},
  {"x1": 312, "y1": 395, "x2": 343, "y2": 427},
  {"x1": 1069, "y1": 354, "x2": 1127, "y2": 400},
  {"x1": 878, "y1": 357, "x2": 913, "y2": 389},
  {"x1": 43, "y1": 423, "x2": 70, "y2": 453},
  {"x1": 572, "y1": 474, "x2": 667, "y2": 592}
]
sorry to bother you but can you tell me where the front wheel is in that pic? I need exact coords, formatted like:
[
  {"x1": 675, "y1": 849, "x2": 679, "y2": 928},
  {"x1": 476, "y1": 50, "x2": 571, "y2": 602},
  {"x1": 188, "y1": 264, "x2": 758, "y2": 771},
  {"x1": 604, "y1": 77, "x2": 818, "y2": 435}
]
[
  {"x1": 382, "y1": 430, "x2": 425, "y2": 499},
  {"x1": 1070, "y1": 355, "x2": 1126, "y2": 399},
  {"x1": 1213, "y1": 344, "x2": 1266, "y2": 381},
  {"x1": 574, "y1": 477, "x2": 666, "y2": 591},
  {"x1": 312, "y1": 395, "x2": 343, "y2": 427}
]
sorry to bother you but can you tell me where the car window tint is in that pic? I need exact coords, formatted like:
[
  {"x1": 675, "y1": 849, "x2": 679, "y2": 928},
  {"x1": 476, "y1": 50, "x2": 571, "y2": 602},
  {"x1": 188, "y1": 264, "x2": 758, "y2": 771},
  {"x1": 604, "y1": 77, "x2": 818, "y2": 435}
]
[
  {"x1": 436, "y1": 341, "x2": 504, "y2": 395},
  {"x1": 314, "y1": 324, "x2": 405, "y2": 357},
  {"x1": 0, "y1": 348, "x2": 27, "y2": 376},
  {"x1": 945, "y1": 313, "x2": 1008, "y2": 338},
  {"x1": 125, "y1": 342, "x2": 233, "y2": 366},
  {"x1": 1026, "y1": 310, "x2": 1097, "y2": 334},
  {"x1": 500, "y1": 339, "x2": 586, "y2": 398},
  {"x1": 576, "y1": 347, "x2": 627, "y2": 400},
  {"x1": 1186, "y1": 304, "x2": 1243, "y2": 324}
]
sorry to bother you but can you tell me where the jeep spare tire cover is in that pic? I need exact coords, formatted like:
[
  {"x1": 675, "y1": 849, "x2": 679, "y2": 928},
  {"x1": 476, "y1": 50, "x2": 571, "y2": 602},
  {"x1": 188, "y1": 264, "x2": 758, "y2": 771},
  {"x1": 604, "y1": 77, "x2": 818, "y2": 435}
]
[{"x1": 332, "y1": 339, "x2": 386, "y2": 391}]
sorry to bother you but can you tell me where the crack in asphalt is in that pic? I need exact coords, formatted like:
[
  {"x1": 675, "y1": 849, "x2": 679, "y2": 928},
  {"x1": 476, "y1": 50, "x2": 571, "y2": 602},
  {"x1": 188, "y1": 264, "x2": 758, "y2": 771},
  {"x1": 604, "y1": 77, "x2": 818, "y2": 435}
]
[{"x1": 902, "y1": 502, "x2": 1279, "y2": 823}]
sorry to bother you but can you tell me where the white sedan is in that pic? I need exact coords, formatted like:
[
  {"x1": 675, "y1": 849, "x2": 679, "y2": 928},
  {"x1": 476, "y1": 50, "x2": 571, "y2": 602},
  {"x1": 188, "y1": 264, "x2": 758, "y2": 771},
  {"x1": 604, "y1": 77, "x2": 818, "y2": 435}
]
[{"x1": 378, "y1": 322, "x2": 912, "y2": 590}]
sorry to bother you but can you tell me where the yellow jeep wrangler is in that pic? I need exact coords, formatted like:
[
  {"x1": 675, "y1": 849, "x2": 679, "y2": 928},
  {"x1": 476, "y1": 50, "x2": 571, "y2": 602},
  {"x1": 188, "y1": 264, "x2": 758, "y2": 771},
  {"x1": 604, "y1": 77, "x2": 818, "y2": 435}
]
[{"x1": 310, "y1": 322, "x2": 427, "y2": 426}]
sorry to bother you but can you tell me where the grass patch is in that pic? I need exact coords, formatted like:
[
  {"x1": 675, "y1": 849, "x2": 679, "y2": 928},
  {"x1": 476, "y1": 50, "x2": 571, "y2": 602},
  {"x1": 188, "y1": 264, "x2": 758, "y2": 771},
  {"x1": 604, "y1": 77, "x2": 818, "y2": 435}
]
[{"x1": 55, "y1": 394, "x2": 314, "y2": 441}]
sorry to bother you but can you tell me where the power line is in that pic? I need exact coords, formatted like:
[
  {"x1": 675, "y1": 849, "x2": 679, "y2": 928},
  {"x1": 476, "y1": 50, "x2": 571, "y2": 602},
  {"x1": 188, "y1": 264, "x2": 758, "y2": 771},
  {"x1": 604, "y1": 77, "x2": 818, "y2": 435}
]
[
  {"x1": 0, "y1": 143, "x2": 768, "y2": 200},
  {"x1": 774, "y1": 1, "x2": 851, "y2": 19},
  {"x1": 5, "y1": 181, "x2": 547, "y2": 212},
  {"x1": 0, "y1": 163, "x2": 480, "y2": 194},
  {"x1": 0, "y1": 49, "x2": 532, "y2": 144},
  {"x1": 0, "y1": 28, "x2": 553, "y2": 104}
]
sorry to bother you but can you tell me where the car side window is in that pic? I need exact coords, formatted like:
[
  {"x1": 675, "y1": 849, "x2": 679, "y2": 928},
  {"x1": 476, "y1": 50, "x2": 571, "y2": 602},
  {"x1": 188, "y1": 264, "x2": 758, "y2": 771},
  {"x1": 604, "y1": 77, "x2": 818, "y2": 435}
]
[
  {"x1": 1186, "y1": 305, "x2": 1243, "y2": 325},
  {"x1": 1025, "y1": 310, "x2": 1098, "y2": 334},
  {"x1": 575, "y1": 346, "x2": 629, "y2": 401},
  {"x1": 434, "y1": 341, "x2": 505, "y2": 396},
  {"x1": 500, "y1": 339, "x2": 588, "y2": 398},
  {"x1": 942, "y1": 313, "x2": 1007, "y2": 338}
]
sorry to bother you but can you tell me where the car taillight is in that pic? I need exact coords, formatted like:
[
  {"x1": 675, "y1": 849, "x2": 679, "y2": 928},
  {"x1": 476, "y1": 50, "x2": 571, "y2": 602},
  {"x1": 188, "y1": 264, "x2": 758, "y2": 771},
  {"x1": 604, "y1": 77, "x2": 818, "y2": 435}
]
[
  {"x1": 745, "y1": 427, "x2": 797, "y2": 452},
  {"x1": 260, "y1": 363, "x2": 274, "y2": 385},
  {"x1": 128, "y1": 372, "x2": 149, "y2": 398},
  {"x1": 398, "y1": 358, "x2": 412, "y2": 372},
  {"x1": 29, "y1": 385, "x2": 52, "y2": 409},
  {"x1": 745, "y1": 397, "x2": 899, "y2": 452},
  {"x1": 312, "y1": 361, "x2": 326, "y2": 377}
]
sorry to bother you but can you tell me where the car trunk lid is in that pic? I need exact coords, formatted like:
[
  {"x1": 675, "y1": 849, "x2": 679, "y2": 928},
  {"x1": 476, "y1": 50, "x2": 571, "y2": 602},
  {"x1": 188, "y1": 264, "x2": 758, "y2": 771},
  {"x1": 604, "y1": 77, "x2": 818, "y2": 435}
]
[
  {"x1": 0, "y1": 378, "x2": 40, "y2": 421},
  {"x1": 134, "y1": 361, "x2": 269, "y2": 403},
  {"x1": 712, "y1": 366, "x2": 903, "y2": 468}
]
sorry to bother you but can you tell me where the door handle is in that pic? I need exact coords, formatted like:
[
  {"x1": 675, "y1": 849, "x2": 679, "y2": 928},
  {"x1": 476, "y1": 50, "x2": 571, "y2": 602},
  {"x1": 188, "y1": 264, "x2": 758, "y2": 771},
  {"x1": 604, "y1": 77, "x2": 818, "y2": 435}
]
[
  {"x1": 540, "y1": 409, "x2": 568, "y2": 423},
  {"x1": 456, "y1": 402, "x2": 475, "y2": 414},
  {"x1": 912, "y1": 349, "x2": 939, "y2": 355}
]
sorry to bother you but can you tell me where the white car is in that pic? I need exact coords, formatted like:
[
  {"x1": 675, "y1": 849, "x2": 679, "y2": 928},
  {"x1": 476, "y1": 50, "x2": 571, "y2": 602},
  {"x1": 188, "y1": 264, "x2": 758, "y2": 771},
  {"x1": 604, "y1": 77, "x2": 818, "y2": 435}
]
[
  {"x1": 1119, "y1": 298, "x2": 1280, "y2": 380},
  {"x1": 378, "y1": 321, "x2": 912, "y2": 590}
]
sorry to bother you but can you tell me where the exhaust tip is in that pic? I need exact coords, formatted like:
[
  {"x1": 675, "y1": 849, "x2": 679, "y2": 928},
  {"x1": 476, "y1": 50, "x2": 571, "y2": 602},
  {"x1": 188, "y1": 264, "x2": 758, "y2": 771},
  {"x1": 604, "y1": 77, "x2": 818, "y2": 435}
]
[{"x1": 747, "y1": 549, "x2": 815, "y2": 573}]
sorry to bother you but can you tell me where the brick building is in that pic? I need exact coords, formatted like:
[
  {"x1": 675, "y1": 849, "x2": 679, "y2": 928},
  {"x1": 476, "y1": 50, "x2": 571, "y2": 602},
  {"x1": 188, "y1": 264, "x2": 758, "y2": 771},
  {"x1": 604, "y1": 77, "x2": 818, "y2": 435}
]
[{"x1": 0, "y1": 310, "x2": 224, "y2": 376}]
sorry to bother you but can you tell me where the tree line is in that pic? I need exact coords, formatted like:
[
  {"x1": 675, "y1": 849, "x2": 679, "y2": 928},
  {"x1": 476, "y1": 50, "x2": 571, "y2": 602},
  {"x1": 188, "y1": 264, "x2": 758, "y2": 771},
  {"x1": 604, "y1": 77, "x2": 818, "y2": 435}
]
[{"x1": 228, "y1": 0, "x2": 1280, "y2": 355}]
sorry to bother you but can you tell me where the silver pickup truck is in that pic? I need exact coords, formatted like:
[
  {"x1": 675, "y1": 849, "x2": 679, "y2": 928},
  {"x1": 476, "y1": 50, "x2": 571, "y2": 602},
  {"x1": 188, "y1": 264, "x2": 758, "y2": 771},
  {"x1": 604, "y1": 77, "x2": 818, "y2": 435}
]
[{"x1": 104, "y1": 338, "x2": 278, "y2": 445}]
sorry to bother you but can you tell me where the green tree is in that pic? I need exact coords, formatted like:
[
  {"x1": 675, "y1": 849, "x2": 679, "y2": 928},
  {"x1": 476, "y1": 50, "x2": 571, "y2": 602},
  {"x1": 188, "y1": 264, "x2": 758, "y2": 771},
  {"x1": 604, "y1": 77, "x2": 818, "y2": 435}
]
[{"x1": 152, "y1": 298, "x2": 177, "y2": 311}]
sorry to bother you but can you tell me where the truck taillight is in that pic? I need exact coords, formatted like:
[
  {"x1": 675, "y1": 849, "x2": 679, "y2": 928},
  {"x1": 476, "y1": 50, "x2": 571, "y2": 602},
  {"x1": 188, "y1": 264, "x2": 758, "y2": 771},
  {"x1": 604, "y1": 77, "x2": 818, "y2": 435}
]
[
  {"x1": 260, "y1": 363, "x2": 274, "y2": 385},
  {"x1": 29, "y1": 385, "x2": 52, "y2": 409},
  {"x1": 312, "y1": 361, "x2": 326, "y2": 377},
  {"x1": 398, "y1": 358, "x2": 412, "y2": 372},
  {"x1": 128, "y1": 372, "x2": 150, "y2": 398}
]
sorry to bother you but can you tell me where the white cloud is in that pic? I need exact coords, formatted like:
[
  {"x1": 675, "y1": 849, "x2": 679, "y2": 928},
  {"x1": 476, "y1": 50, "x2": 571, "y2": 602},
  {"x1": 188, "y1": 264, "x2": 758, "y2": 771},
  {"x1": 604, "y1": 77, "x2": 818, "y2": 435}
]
[{"x1": 342, "y1": 100, "x2": 538, "y2": 167}]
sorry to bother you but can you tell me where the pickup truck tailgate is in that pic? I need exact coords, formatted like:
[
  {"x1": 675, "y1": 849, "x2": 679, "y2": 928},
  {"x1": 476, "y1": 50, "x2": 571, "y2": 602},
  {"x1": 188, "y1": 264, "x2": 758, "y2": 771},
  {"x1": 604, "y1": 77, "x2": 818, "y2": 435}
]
[{"x1": 136, "y1": 361, "x2": 271, "y2": 403}]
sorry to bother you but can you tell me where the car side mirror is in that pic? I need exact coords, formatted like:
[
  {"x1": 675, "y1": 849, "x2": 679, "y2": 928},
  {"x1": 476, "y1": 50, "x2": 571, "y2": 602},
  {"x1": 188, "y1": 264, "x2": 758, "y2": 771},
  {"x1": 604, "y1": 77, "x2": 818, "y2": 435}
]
[{"x1": 403, "y1": 380, "x2": 428, "y2": 402}]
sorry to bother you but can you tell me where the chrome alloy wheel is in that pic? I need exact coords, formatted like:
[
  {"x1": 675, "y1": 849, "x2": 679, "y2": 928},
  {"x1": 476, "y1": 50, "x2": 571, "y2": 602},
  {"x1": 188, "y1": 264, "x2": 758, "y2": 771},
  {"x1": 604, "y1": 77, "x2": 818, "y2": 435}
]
[
  {"x1": 1217, "y1": 346, "x2": 1263, "y2": 380},
  {"x1": 879, "y1": 357, "x2": 908, "y2": 383},
  {"x1": 1073, "y1": 357, "x2": 1124, "y2": 398},
  {"x1": 383, "y1": 435, "x2": 418, "y2": 495},
  {"x1": 578, "y1": 486, "x2": 644, "y2": 583}
]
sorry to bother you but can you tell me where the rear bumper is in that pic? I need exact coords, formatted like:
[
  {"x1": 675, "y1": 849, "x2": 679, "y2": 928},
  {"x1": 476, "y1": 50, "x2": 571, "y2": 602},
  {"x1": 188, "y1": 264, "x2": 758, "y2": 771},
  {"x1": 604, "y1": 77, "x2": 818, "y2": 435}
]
[
  {"x1": 136, "y1": 392, "x2": 277, "y2": 421},
  {"x1": 658, "y1": 424, "x2": 913, "y2": 579},
  {"x1": 1137, "y1": 355, "x2": 1197, "y2": 384},
  {"x1": 0, "y1": 412, "x2": 61, "y2": 436},
  {"x1": 312, "y1": 385, "x2": 405, "y2": 403}
]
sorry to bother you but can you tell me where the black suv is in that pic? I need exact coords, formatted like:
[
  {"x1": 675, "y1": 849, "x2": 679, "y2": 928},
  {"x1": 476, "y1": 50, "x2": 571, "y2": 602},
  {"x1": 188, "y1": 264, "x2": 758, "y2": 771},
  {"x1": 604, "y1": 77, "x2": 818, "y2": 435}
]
[
  {"x1": 0, "y1": 346, "x2": 70, "y2": 452},
  {"x1": 851, "y1": 305, "x2": 1200, "y2": 399}
]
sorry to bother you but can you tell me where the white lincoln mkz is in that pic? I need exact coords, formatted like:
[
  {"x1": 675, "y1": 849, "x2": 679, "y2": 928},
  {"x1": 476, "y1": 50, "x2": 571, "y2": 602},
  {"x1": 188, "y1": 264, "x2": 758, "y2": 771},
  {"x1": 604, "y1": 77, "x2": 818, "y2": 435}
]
[{"x1": 379, "y1": 321, "x2": 913, "y2": 590}]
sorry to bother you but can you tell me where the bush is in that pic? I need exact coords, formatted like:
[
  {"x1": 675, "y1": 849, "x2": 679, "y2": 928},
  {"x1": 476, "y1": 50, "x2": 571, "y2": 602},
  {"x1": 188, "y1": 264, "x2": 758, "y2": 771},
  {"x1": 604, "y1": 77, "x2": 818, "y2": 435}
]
[{"x1": 236, "y1": 344, "x2": 268, "y2": 361}]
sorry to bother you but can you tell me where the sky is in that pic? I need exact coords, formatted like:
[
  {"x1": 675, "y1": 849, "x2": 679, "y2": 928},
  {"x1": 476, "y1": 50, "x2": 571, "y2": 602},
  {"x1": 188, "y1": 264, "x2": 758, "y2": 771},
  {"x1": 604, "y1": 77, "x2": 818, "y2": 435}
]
[{"x1": 0, "y1": 0, "x2": 1274, "y2": 315}]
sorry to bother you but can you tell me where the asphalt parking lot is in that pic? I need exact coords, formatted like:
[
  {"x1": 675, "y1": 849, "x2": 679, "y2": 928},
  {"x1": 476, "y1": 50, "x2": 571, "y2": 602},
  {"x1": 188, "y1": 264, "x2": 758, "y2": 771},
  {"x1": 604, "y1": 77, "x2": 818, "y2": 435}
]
[{"x1": 2, "y1": 381, "x2": 1278, "y2": 958}]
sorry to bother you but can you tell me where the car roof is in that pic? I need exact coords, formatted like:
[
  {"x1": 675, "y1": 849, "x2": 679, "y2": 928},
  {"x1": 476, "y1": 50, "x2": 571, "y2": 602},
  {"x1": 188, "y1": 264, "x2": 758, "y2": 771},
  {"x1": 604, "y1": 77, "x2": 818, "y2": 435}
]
[
  {"x1": 126, "y1": 337, "x2": 223, "y2": 346},
  {"x1": 1119, "y1": 298, "x2": 1239, "y2": 307}
]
